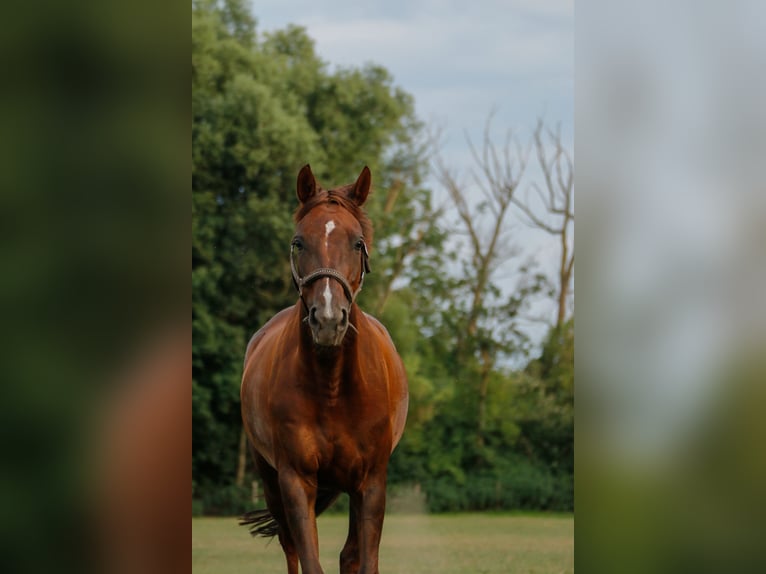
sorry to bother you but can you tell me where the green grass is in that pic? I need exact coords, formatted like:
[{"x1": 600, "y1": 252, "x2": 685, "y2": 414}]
[{"x1": 192, "y1": 513, "x2": 573, "y2": 573}]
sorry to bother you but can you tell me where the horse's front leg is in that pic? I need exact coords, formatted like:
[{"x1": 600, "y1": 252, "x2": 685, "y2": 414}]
[
  {"x1": 278, "y1": 468, "x2": 324, "y2": 574},
  {"x1": 254, "y1": 453, "x2": 299, "y2": 574},
  {"x1": 340, "y1": 502, "x2": 360, "y2": 574},
  {"x1": 355, "y1": 472, "x2": 387, "y2": 574}
]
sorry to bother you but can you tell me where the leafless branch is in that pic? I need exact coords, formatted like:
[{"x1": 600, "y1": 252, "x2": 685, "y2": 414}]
[{"x1": 515, "y1": 117, "x2": 575, "y2": 327}]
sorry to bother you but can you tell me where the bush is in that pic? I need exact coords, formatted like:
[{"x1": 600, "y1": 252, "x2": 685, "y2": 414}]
[
  {"x1": 548, "y1": 472, "x2": 574, "y2": 510},
  {"x1": 423, "y1": 460, "x2": 573, "y2": 512},
  {"x1": 200, "y1": 484, "x2": 252, "y2": 516}
]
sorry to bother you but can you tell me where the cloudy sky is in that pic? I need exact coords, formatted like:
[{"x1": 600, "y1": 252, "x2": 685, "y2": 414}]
[{"x1": 252, "y1": 0, "x2": 573, "y2": 162}]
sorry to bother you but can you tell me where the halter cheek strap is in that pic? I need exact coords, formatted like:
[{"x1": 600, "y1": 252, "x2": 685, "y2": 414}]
[{"x1": 290, "y1": 242, "x2": 370, "y2": 304}]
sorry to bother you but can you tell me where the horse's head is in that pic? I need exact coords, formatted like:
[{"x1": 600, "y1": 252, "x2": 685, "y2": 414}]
[{"x1": 291, "y1": 164, "x2": 373, "y2": 346}]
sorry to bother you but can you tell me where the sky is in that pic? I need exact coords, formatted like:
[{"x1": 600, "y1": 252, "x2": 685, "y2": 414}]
[
  {"x1": 250, "y1": 0, "x2": 574, "y2": 342},
  {"x1": 252, "y1": 0, "x2": 573, "y2": 152}
]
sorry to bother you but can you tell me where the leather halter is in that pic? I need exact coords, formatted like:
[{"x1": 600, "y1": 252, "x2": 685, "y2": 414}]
[{"x1": 290, "y1": 241, "x2": 370, "y2": 305}]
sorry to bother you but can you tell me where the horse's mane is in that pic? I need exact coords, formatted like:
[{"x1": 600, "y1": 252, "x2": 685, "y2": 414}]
[{"x1": 294, "y1": 185, "x2": 374, "y2": 249}]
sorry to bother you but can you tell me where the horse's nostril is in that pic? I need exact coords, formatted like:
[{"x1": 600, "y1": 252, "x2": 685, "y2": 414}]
[
  {"x1": 309, "y1": 306, "x2": 318, "y2": 325},
  {"x1": 340, "y1": 308, "x2": 348, "y2": 326}
]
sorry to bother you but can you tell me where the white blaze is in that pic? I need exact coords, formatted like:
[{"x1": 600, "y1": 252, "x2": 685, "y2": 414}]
[
  {"x1": 324, "y1": 220, "x2": 335, "y2": 248},
  {"x1": 322, "y1": 279, "x2": 333, "y2": 319},
  {"x1": 322, "y1": 221, "x2": 336, "y2": 318}
]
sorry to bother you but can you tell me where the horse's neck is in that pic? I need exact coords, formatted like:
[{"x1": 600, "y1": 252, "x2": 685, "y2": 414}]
[{"x1": 295, "y1": 304, "x2": 359, "y2": 401}]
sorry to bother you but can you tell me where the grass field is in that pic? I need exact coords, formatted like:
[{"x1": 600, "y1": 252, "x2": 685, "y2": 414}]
[{"x1": 192, "y1": 513, "x2": 573, "y2": 573}]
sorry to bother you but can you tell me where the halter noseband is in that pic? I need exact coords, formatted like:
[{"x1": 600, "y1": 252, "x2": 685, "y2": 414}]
[{"x1": 290, "y1": 242, "x2": 370, "y2": 305}]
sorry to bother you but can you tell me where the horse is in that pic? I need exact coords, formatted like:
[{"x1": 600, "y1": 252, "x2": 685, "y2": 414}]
[{"x1": 240, "y1": 164, "x2": 409, "y2": 574}]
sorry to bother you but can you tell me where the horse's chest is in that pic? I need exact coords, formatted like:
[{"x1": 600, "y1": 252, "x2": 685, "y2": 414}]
[
  {"x1": 314, "y1": 412, "x2": 388, "y2": 487},
  {"x1": 315, "y1": 434, "x2": 369, "y2": 488},
  {"x1": 267, "y1": 380, "x2": 391, "y2": 488}
]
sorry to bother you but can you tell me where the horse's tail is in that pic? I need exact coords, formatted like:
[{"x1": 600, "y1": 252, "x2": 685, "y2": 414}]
[
  {"x1": 239, "y1": 487, "x2": 341, "y2": 539},
  {"x1": 239, "y1": 508, "x2": 279, "y2": 538}
]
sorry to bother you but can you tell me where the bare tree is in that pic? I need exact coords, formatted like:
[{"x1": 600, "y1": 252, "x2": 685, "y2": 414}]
[
  {"x1": 435, "y1": 115, "x2": 529, "y2": 341},
  {"x1": 512, "y1": 119, "x2": 574, "y2": 329},
  {"x1": 433, "y1": 113, "x2": 530, "y2": 448}
]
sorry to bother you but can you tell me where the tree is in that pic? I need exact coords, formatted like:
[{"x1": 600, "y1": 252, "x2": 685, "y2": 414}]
[
  {"x1": 193, "y1": 1, "x2": 313, "y2": 507},
  {"x1": 432, "y1": 114, "x2": 542, "y2": 452},
  {"x1": 519, "y1": 318, "x2": 574, "y2": 474},
  {"x1": 512, "y1": 119, "x2": 574, "y2": 328},
  {"x1": 419, "y1": 113, "x2": 573, "y2": 512}
]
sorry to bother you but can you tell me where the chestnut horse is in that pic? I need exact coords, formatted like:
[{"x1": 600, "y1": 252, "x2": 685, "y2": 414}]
[{"x1": 240, "y1": 165, "x2": 409, "y2": 574}]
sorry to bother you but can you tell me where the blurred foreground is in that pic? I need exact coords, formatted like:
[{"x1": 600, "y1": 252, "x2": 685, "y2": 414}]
[
  {"x1": 577, "y1": 1, "x2": 766, "y2": 572},
  {"x1": 0, "y1": 1, "x2": 188, "y2": 572}
]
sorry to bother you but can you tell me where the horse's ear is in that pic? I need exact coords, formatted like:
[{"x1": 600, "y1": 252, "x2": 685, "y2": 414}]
[
  {"x1": 296, "y1": 164, "x2": 317, "y2": 204},
  {"x1": 349, "y1": 166, "x2": 371, "y2": 206}
]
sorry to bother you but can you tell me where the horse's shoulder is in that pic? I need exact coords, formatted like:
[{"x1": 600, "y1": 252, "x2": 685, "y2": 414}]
[
  {"x1": 360, "y1": 311, "x2": 393, "y2": 342},
  {"x1": 244, "y1": 306, "x2": 296, "y2": 364},
  {"x1": 360, "y1": 312, "x2": 405, "y2": 367}
]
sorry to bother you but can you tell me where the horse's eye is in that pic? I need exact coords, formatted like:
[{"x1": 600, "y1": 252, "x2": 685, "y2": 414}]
[
  {"x1": 354, "y1": 239, "x2": 364, "y2": 251},
  {"x1": 292, "y1": 238, "x2": 304, "y2": 251}
]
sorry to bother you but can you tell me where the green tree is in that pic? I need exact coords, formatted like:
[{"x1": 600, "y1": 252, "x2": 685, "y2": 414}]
[{"x1": 518, "y1": 318, "x2": 574, "y2": 475}]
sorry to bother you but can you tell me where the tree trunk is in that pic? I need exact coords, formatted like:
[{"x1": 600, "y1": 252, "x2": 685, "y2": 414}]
[
  {"x1": 557, "y1": 278, "x2": 568, "y2": 328},
  {"x1": 556, "y1": 224, "x2": 574, "y2": 329},
  {"x1": 476, "y1": 348, "x2": 493, "y2": 451},
  {"x1": 235, "y1": 427, "x2": 247, "y2": 487}
]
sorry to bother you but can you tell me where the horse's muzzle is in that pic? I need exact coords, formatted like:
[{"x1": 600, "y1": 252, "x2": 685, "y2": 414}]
[{"x1": 308, "y1": 305, "x2": 349, "y2": 346}]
